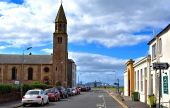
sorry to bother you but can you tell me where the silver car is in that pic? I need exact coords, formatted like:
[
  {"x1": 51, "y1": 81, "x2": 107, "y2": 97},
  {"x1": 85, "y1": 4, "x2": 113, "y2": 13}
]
[{"x1": 22, "y1": 89, "x2": 49, "y2": 106}]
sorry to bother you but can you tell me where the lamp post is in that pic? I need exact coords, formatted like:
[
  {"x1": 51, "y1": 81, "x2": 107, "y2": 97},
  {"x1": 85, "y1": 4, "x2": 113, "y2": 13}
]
[{"x1": 20, "y1": 47, "x2": 32, "y2": 98}]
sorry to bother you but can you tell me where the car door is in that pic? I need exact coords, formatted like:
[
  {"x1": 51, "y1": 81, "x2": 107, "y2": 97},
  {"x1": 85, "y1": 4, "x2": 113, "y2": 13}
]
[{"x1": 43, "y1": 91, "x2": 48, "y2": 103}]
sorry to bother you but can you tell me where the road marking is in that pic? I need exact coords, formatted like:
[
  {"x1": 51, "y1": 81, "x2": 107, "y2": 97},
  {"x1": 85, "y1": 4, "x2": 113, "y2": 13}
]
[{"x1": 97, "y1": 94, "x2": 107, "y2": 108}]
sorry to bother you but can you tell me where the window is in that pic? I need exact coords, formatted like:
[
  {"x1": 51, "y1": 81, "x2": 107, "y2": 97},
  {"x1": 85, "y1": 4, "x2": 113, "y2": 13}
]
[
  {"x1": 144, "y1": 67, "x2": 147, "y2": 77},
  {"x1": 134, "y1": 71, "x2": 136, "y2": 90},
  {"x1": 12, "y1": 67, "x2": 17, "y2": 80},
  {"x1": 44, "y1": 67, "x2": 49, "y2": 73},
  {"x1": 137, "y1": 70, "x2": 139, "y2": 91},
  {"x1": 151, "y1": 75, "x2": 153, "y2": 94},
  {"x1": 141, "y1": 69, "x2": 143, "y2": 92},
  {"x1": 62, "y1": 24, "x2": 66, "y2": 32},
  {"x1": 159, "y1": 38, "x2": 162, "y2": 54},
  {"x1": 152, "y1": 43, "x2": 156, "y2": 59},
  {"x1": 58, "y1": 37, "x2": 62, "y2": 44},
  {"x1": 28, "y1": 67, "x2": 33, "y2": 80},
  {"x1": 58, "y1": 24, "x2": 62, "y2": 31}
]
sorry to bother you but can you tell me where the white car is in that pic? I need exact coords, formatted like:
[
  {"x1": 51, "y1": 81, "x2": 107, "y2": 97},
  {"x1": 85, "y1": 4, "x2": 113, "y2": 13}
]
[{"x1": 22, "y1": 89, "x2": 49, "y2": 106}]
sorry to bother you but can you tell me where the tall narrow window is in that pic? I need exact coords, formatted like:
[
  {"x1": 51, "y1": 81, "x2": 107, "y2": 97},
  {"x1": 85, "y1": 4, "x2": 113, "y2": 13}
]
[
  {"x1": 159, "y1": 38, "x2": 162, "y2": 54},
  {"x1": 144, "y1": 67, "x2": 147, "y2": 77},
  {"x1": 141, "y1": 69, "x2": 143, "y2": 92},
  {"x1": 137, "y1": 70, "x2": 139, "y2": 91},
  {"x1": 152, "y1": 43, "x2": 156, "y2": 59},
  {"x1": 58, "y1": 37, "x2": 62, "y2": 44},
  {"x1": 12, "y1": 67, "x2": 17, "y2": 80},
  {"x1": 28, "y1": 67, "x2": 33, "y2": 80},
  {"x1": 134, "y1": 71, "x2": 136, "y2": 90}
]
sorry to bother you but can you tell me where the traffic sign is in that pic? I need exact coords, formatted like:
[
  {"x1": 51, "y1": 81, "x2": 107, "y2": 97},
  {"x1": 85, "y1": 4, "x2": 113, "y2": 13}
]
[
  {"x1": 153, "y1": 63, "x2": 169, "y2": 70},
  {"x1": 163, "y1": 76, "x2": 168, "y2": 94},
  {"x1": 114, "y1": 83, "x2": 118, "y2": 85}
]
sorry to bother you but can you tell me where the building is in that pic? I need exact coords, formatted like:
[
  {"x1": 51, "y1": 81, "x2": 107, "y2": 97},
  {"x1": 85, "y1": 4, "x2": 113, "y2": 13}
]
[
  {"x1": 148, "y1": 24, "x2": 170, "y2": 108},
  {"x1": 0, "y1": 4, "x2": 76, "y2": 87},
  {"x1": 67, "y1": 59, "x2": 76, "y2": 88},
  {"x1": 124, "y1": 59, "x2": 135, "y2": 96},
  {"x1": 124, "y1": 24, "x2": 170, "y2": 107},
  {"x1": 134, "y1": 56, "x2": 151, "y2": 103},
  {"x1": 124, "y1": 56, "x2": 151, "y2": 103}
]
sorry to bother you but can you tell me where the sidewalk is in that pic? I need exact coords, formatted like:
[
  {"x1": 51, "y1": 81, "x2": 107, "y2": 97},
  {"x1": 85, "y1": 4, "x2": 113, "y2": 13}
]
[
  {"x1": 107, "y1": 90, "x2": 150, "y2": 108},
  {"x1": 0, "y1": 100, "x2": 22, "y2": 108}
]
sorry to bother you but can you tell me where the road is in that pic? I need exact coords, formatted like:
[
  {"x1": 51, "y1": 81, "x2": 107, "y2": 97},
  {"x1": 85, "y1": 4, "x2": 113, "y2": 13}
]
[{"x1": 0, "y1": 89, "x2": 122, "y2": 108}]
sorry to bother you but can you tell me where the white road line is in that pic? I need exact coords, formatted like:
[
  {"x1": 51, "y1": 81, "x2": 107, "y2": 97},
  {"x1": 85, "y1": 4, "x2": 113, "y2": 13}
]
[{"x1": 102, "y1": 95, "x2": 107, "y2": 108}]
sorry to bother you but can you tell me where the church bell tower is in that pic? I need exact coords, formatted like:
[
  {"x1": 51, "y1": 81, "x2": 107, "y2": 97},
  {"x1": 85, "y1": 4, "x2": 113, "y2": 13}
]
[{"x1": 53, "y1": 4, "x2": 68, "y2": 87}]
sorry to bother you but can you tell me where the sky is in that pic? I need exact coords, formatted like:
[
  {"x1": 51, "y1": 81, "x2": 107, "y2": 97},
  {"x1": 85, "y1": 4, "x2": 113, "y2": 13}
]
[{"x1": 0, "y1": 0, "x2": 170, "y2": 86}]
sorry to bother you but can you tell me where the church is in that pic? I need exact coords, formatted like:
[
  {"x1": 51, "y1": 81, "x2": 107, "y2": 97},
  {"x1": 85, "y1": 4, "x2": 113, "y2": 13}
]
[{"x1": 0, "y1": 4, "x2": 76, "y2": 87}]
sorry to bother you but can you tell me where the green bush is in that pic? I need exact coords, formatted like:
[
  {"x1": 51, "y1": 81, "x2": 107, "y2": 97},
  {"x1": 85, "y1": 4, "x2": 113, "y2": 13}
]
[{"x1": 0, "y1": 84, "x2": 13, "y2": 94}]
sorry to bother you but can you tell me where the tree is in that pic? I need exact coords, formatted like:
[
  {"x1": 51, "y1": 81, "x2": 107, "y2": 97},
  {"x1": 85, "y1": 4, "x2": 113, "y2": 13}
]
[{"x1": 56, "y1": 81, "x2": 62, "y2": 87}]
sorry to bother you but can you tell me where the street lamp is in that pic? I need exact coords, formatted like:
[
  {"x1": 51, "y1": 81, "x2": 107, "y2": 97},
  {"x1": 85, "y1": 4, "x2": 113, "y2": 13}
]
[{"x1": 20, "y1": 47, "x2": 32, "y2": 98}]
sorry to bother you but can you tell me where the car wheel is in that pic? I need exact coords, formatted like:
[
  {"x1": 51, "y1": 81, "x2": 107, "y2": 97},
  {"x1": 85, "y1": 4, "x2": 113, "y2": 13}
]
[
  {"x1": 22, "y1": 103, "x2": 26, "y2": 107},
  {"x1": 40, "y1": 99, "x2": 44, "y2": 106},
  {"x1": 47, "y1": 99, "x2": 49, "y2": 104},
  {"x1": 58, "y1": 97, "x2": 60, "y2": 101}
]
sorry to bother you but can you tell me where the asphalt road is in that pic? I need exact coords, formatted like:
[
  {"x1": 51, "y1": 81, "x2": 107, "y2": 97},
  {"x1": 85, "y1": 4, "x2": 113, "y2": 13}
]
[{"x1": 0, "y1": 89, "x2": 122, "y2": 108}]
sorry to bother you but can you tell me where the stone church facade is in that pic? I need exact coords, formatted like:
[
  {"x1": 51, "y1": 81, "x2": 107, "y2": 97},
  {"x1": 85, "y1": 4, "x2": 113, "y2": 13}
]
[{"x1": 0, "y1": 4, "x2": 75, "y2": 87}]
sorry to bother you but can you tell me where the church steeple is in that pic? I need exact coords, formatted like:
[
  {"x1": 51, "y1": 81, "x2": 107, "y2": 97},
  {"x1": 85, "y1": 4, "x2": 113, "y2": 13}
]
[
  {"x1": 55, "y1": 4, "x2": 67, "y2": 33},
  {"x1": 55, "y1": 4, "x2": 67, "y2": 23}
]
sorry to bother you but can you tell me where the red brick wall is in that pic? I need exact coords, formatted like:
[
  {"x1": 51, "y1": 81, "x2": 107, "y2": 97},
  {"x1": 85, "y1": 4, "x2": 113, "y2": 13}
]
[{"x1": 0, "y1": 92, "x2": 20, "y2": 103}]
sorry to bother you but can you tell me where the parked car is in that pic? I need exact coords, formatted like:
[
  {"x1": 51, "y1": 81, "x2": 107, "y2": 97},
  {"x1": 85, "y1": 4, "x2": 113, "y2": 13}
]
[
  {"x1": 80, "y1": 86, "x2": 87, "y2": 91},
  {"x1": 56, "y1": 86, "x2": 68, "y2": 98},
  {"x1": 66, "y1": 88, "x2": 74, "y2": 96},
  {"x1": 72, "y1": 88, "x2": 77, "y2": 95},
  {"x1": 22, "y1": 89, "x2": 49, "y2": 106},
  {"x1": 45, "y1": 88, "x2": 60, "y2": 102},
  {"x1": 75, "y1": 87, "x2": 81, "y2": 94}
]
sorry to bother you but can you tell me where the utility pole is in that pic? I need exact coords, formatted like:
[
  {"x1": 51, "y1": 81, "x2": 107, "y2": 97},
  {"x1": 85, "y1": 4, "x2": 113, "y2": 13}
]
[
  {"x1": 158, "y1": 69, "x2": 161, "y2": 108},
  {"x1": 153, "y1": 63, "x2": 169, "y2": 108}
]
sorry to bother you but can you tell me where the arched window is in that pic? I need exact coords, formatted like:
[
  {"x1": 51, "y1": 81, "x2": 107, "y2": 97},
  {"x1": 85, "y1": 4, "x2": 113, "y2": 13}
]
[
  {"x1": 28, "y1": 67, "x2": 33, "y2": 80},
  {"x1": 58, "y1": 37, "x2": 62, "y2": 44},
  {"x1": 12, "y1": 67, "x2": 17, "y2": 80},
  {"x1": 44, "y1": 67, "x2": 49, "y2": 73}
]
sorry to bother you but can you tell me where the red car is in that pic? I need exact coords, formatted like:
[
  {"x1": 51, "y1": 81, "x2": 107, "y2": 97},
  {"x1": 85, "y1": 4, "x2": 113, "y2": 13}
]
[
  {"x1": 45, "y1": 88, "x2": 60, "y2": 102},
  {"x1": 75, "y1": 87, "x2": 80, "y2": 94}
]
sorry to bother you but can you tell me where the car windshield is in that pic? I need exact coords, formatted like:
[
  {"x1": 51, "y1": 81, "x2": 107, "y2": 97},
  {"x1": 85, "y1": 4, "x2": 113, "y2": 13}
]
[
  {"x1": 45, "y1": 89, "x2": 53, "y2": 93},
  {"x1": 26, "y1": 90, "x2": 39, "y2": 95}
]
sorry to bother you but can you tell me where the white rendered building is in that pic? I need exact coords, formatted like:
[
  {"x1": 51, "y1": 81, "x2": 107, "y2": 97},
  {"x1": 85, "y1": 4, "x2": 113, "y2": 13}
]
[
  {"x1": 148, "y1": 24, "x2": 170, "y2": 108},
  {"x1": 134, "y1": 56, "x2": 151, "y2": 103}
]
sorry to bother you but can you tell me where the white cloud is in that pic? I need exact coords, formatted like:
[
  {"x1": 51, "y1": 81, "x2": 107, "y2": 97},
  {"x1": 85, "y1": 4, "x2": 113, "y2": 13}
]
[
  {"x1": 0, "y1": 46, "x2": 6, "y2": 49},
  {"x1": 0, "y1": 0, "x2": 170, "y2": 48},
  {"x1": 68, "y1": 51, "x2": 127, "y2": 84},
  {"x1": 41, "y1": 48, "x2": 52, "y2": 54}
]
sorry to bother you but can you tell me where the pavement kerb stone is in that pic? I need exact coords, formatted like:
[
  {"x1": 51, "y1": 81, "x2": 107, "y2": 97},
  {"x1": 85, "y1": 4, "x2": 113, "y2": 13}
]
[
  {"x1": 106, "y1": 91, "x2": 128, "y2": 108},
  {"x1": 13, "y1": 103, "x2": 23, "y2": 108}
]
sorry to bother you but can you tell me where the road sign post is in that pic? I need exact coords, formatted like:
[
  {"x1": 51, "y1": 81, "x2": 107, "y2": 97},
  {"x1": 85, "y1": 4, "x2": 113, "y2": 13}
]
[{"x1": 153, "y1": 63, "x2": 169, "y2": 108}]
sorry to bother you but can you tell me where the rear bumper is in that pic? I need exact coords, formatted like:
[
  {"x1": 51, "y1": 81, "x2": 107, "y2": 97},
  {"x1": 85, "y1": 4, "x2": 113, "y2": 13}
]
[{"x1": 22, "y1": 99, "x2": 42, "y2": 104}]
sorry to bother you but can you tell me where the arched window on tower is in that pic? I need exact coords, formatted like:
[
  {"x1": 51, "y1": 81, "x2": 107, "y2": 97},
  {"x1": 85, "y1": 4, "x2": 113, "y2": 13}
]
[
  {"x1": 58, "y1": 37, "x2": 62, "y2": 44},
  {"x1": 12, "y1": 67, "x2": 17, "y2": 80},
  {"x1": 28, "y1": 67, "x2": 33, "y2": 80},
  {"x1": 62, "y1": 24, "x2": 66, "y2": 32},
  {"x1": 58, "y1": 24, "x2": 62, "y2": 31}
]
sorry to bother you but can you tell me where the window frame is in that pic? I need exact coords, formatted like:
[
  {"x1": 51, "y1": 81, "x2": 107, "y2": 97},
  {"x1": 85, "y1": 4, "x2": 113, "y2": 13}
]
[{"x1": 28, "y1": 67, "x2": 33, "y2": 80}]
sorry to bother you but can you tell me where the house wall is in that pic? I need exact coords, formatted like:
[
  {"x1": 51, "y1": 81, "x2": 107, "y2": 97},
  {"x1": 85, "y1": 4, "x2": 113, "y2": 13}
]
[
  {"x1": 149, "y1": 28, "x2": 170, "y2": 107},
  {"x1": 134, "y1": 57, "x2": 149, "y2": 103},
  {"x1": 124, "y1": 71, "x2": 128, "y2": 96}
]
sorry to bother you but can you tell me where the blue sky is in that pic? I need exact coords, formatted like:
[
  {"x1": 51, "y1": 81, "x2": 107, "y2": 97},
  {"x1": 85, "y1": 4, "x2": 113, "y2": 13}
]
[{"x1": 0, "y1": 0, "x2": 170, "y2": 86}]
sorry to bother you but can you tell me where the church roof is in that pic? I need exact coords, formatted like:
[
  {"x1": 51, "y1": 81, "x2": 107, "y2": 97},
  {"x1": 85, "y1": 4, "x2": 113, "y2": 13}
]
[
  {"x1": 0, "y1": 54, "x2": 52, "y2": 64},
  {"x1": 55, "y1": 4, "x2": 67, "y2": 23}
]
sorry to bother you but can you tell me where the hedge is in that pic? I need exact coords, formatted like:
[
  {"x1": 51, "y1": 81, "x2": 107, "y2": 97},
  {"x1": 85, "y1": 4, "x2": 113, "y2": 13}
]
[
  {"x1": 0, "y1": 84, "x2": 13, "y2": 94},
  {"x1": 0, "y1": 82, "x2": 52, "y2": 95}
]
